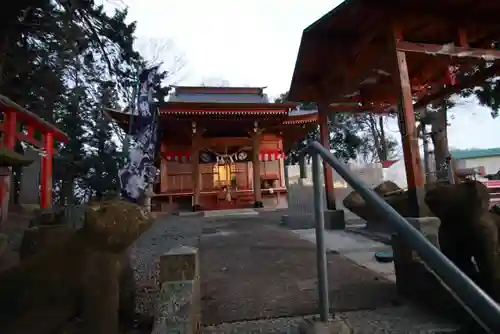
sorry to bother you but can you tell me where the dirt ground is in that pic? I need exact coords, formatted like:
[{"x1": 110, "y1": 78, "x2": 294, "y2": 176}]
[{"x1": 199, "y1": 214, "x2": 398, "y2": 325}]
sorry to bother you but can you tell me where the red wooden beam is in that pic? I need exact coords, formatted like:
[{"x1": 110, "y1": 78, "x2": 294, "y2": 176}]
[
  {"x1": 0, "y1": 96, "x2": 68, "y2": 143},
  {"x1": 0, "y1": 123, "x2": 44, "y2": 148},
  {"x1": 318, "y1": 105, "x2": 336, "y2": 210},
  {"x1": 16, "y1": 132, "x2": 42, "y2": 148},
  {"x1": 396, "y1": 41, "x2": 500, "y2": 60},
  {"x1": 40, "y1": 132, "x2": 54, "y2": 209},
  {"x1": 392, "y1": 24, "x2": 426, "y2": 217},
  {"x1": 3, "y1": 109, "x2": 17, "y2": 150}
]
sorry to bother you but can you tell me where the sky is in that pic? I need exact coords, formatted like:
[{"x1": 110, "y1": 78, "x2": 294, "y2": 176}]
[{"x1": 110, "y1": 0, "x2": 500, "y2": 151}]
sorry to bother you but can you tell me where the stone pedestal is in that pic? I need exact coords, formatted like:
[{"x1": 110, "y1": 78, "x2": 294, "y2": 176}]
[
  {"x1": 19, "y1": 146, "x2": 41, "y2": 206},
  {"x1": 324, "y1": 210, "x2": 345, "y2": 230},
  {"x1": 154, "y1": 246, "x2": 201, "y2": 334},
  {"x1": 391, "y1": 217, "x2": 472, "y2": 323},
  {"x1": 0, "y1": 167, "x2": 11, "y2": 227},
  {"x1": 280, "y1": 210, "x2": 346, "y2": 230},
  {"x1": 0, "y1": 234, "x2": 6, "y2": 258},
  {"x1": 281, "y1": 214, "x2": 314, "y2": 229}
]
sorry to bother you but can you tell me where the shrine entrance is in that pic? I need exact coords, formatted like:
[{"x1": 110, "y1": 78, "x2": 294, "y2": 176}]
[{"x1": 213, "y1": 163, "x2": 235, "y2": 188}]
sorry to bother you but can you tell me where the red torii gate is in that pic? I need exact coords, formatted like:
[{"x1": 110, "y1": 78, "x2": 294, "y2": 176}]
[{"x1": 0, "y1": 95, "x2": 69, "y2": 209}]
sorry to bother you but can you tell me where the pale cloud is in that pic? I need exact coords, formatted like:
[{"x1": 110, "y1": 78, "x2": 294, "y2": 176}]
[{"x1": 114, "y1": 0, "x2": 500, "y2": 150}]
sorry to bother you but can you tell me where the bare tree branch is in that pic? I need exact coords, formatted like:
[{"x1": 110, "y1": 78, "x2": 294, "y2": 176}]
[{"x1": 135, "y1": 37, "x2": 188, "y2": 85}]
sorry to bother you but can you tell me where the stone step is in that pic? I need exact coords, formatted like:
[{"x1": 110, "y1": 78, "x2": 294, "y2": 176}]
[{"x1": 203, "y1": 208, "x2": 258, "y2": 218}]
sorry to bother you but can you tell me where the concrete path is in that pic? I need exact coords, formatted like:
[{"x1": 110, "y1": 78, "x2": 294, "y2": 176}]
[
  {"x1": 199, "y1": 215, "x2": 399, "y2": 325},
  {"x1": 292, "y1": 229, "x2": 396, "y2": 282}
]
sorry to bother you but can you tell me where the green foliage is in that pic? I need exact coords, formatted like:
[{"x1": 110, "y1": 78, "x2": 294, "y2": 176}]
[
  {"x1": 456, "y1": 62, "x2": 500, "y2": 118},
  {"x1": 275, "y1": 92, "x2": 362, "y2": 164},
  {"x1": 463, "y1": 76, "x2": 500, "y2": 118},
  {"x1": 0, "y1": 1, "x2": 147, "y2": 204}
]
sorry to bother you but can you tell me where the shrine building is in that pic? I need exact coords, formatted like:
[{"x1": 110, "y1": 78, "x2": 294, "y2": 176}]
[{"x1": 108, "y1": 86, "x2": 318, "y2": 212}]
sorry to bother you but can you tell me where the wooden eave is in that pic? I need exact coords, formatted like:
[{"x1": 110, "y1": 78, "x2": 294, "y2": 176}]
[
  {"x1": 160, "y1": 101, "x2": 296, "y2": 115},
  {"x1": 288, "y1": 0, "x2": 500, "y2": 108}
]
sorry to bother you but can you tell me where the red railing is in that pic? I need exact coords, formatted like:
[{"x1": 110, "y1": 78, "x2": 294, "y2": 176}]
[{"x1": 0, "y1": 95, "x2": 68, "y2": 209}]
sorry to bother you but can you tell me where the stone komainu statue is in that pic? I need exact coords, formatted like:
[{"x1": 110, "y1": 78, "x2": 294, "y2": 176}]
[
  {"x1": 425, "y1": 180, "x2": 500, "y2": 301},
  {"x1": 0, "y1": 200, "x2": 153, "y2": 334}
]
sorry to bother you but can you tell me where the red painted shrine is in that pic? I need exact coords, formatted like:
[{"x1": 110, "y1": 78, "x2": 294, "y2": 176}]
[
  {"x1": 109, "y1": 86, "x2": 318, "y2": 212},
  {"x1": 0, "y1": 95, "x2": 69, "y2": 213}
]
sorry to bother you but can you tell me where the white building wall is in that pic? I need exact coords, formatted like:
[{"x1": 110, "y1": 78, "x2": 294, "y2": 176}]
[{"x1": 458, "y1": 156, "x2": 500, "y2": 175}]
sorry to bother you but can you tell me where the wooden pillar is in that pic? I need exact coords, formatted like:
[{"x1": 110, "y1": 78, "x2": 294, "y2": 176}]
[
  {"x1": 1, "y1": 110, "x2": 16, "y2": 225},
  {"x1": 160, "y1": 143, "x2": 168, "y2": 193},
  {"x1": 278, "y1": 137, "x2": 285, "y2": 188},
  {"x1": 391, "y1": 24, "x2": 425, "y2": 217},
  {"x1": 191, "y1": 133, "x2": 201, "y2": 211},
  {"x1": 252, "y1": 131, "x2": 263, "y2": 207},
  {"x1": 318, "y1": 106, "x2": 336, "y2": 210},
  {"x1": 40, "y1": 132, "x2": 53, "y2": 209},
  {"x1": 3, "y1": 109, "x2": 16, "y2": 150}
]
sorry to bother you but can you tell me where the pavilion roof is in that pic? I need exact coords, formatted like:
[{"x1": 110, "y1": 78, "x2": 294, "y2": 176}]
[{"x1": 288, "y1": 0, "x2": 500, "y2": 109}]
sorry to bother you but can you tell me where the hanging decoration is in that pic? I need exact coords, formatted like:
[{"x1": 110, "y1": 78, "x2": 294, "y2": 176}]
[
  {"x1": 209, "y1": 150, "x2": 250, "y2": 164},
  {"x1": 118, "y1": 67, "x2": 159, "y2": 203},
  {"x1": 446, "y1": 65, "x2": 459, "y2": 86},
  {"x1": 161, "y1": 149, "x2": 284, "y2": 163}
]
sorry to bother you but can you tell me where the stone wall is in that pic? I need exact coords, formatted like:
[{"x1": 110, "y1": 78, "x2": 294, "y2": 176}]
[{"x1": 286, "y1": 163, "x2": 383, "y2": 219}]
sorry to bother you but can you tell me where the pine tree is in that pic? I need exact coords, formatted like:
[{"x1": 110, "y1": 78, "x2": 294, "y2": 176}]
[{"x1": 0, "y1": 2, "x2": 146, "y2": 205}]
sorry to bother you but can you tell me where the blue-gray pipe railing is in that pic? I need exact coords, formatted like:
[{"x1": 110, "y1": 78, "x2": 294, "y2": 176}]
[{"x1": 300, "y1": 141, "x2": 500, "y2": 332}]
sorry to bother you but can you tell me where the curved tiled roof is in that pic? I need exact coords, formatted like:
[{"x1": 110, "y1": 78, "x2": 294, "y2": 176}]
[{"x1": 284, "y1": 108, "x2": 318, "y2": 125}]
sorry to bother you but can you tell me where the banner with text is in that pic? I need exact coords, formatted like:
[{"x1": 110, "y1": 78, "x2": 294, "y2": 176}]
[{"x1": 119, "y1": 67, "x2": 159, "y2": 202}]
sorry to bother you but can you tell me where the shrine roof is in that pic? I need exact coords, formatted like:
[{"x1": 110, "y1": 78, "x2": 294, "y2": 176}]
[
  {"x1": 288, "y1": 0, "x2": 500, "y2": 109},
  {"x1": 161, "y1": 85, "x2": 296, "y2": 115},
  {"x1": 167, "y1": 86, "x2": 270, "y2": 103}
]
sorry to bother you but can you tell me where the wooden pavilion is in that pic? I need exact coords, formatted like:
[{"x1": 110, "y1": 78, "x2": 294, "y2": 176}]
[
  {"x1": 0, "y1": 95, "x2": 68, "y2": 225},
  {"x1": 288, "y1": 0, "x2": 500, "y2": 216},
  {"x1": 108, "y1": 86, "x2": 318, "y2": 212}
]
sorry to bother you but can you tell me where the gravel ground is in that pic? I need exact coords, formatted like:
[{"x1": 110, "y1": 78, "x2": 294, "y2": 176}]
[
  {"x1": 202, "y1": 305, "x2": 460, "y2": 333},
  {"x1": 129, "y1": 214, "x2": 203, "y2": 315}
]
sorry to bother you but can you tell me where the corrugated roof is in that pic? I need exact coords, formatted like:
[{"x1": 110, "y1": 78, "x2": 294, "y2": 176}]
[
  {"x1": 450, "y1": 148, "x2": 500, "y2": 160},
  {"x1": 288, "y1": 108, "x2": 318, "y2": 116},
  {"x1": 168, "y1": 92, "x2": 270, "y2": 103}
]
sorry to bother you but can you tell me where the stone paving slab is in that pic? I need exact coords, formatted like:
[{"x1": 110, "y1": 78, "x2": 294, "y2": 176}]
[
  {"x1": 292, "y1": 229, "x2": 396, "y2": 282},
  {"x1": 199, "y1": 216, "x2": 398, "y2": 325}
]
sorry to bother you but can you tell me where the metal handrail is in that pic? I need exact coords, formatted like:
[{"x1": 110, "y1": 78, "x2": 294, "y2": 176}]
[{"x1": 300, "y1": 140, "x2": 500, "y2": 332}]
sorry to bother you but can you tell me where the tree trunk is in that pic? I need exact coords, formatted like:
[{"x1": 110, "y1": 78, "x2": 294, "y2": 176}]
[
  {"x1": 378, "y1": 115, "x2": 388, "y2": 161},
  {"x1": 367, "y1": 115, "x2": 384, "y2": 162},
  {"x1": 429, "y1": 105, "x2": 452, "y2": 180}
]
